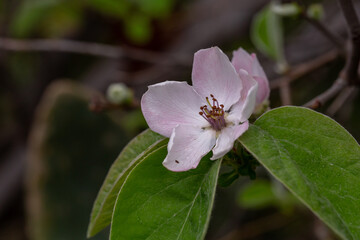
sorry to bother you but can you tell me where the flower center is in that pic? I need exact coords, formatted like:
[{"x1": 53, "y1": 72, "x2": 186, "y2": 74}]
[{"x1": 199, "y1": 94, "x2": 227, "y2": 131}]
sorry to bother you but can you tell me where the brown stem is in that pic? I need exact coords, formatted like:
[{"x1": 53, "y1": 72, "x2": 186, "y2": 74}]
[
  {"x1": 0, "y1": 38, "x2": 191, "y2": 66},
  {"x1": 279, "y1": 82, "x2": 292, "y2": 105},
  {"x1": 337, "y1": 0, "x2": 360, "y2": 85},
  {"x1": 326, "y1": 86, "x2": 357, "y2": 116},
  {"x1": 303, "y1": 78, "x2": 347, "y2": 109},
  {"x1": 300, "y1": 12, "x2": 344, "y2": 52},
  {"x1": 271, "y1": 49, "x2": 340, "y2": 89}
]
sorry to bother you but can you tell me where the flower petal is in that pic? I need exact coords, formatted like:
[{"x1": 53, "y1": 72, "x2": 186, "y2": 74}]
[
  {"x1": 227, "y1": 70, "x2": 258, "y2": 123},
  {"x1": 192, "y1": 47, "x2": 242, "y2": 110},
  {"x1": 231, "y1": 48, "x2": 253, "y2": 74},
  {"x1": 141, "y1": 81, "x2": 208, "y2": 137},
  {"x1": 211, "y1": 121, "x2": 249, "y2": 160},
  {"x1": 253, "y1": 76, "x2": 270, "y2": 105},
  {"x1": 163, "y1": 125, "x2": 216, "y2": 172},
  {"x1": 232, "y1": 48, "x2": 270, "y2": 104}
]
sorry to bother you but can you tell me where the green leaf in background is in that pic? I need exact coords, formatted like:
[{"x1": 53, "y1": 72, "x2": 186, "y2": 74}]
[
  {"x1": 87, "y1": 129, "x2": 165, "y2": 237},
  {"x1": 11, "y1": 0, "x2": 60, "y2": 37},
  {"x1": 238, "y1": 180, "x2": 278, "y2": 209},
  {"x1": 251, "y1": 3, "x2": 287, "y2": 70},
  {"x1": 39, "y1": 3, "x2": 83, "y2": 38},
  {"x1": 27, "y1": 81, "x2": 130, "y2": 240},
  {"x1": 11, "y1": 0, "x2": 82, "y2": 38},
  {"x1": 136, "y1": 0, "x2": 174, "y2": 18},
  {"x1": 87, "y1": 0, "x2": 130, "y2": 19},
  {"x1": 124, "y1": 14, "x2": 152, "y2": 45},
  {"x1": 237, "y1": 179, "x2": 297, "y2": 212},
  {"x1": 239, "y1": 106, "x2": 360, "y2": 240},
  {"x1": 110, "y1": 150, "x2": 222, "y2": 240}
]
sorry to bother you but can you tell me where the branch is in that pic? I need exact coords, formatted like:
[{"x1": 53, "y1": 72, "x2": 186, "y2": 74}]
[
  {"x1": 303, "y1": 78, "x2": 347, "y2": 109},
  {"x1": 326, "y1": 86, "x2": 357, "y2": 116},
  {"x1": 271, "y1": 49, "x2": 340, "y2": 89},
  {"x1": 0, "y1": 38, "x2": 191, "y2": 66},
  {"x1": 279, "y1": 82, "x2": 292, "y2": 105},
  {"x1": 300, "y1": 12, "x2": 344, "y2": 52},
  {"x1": 302, "y1": 1, "x2": 360, "y2": 109},
  {"x1": 337, "y1": 0, "x2": 360, "y2": 85}
]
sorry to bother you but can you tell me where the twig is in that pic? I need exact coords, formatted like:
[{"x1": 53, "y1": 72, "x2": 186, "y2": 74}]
[
  {"x1": 303, "y1": 78, "x2": 347, "y2": 109},
  {"x1": 271, "y1": 49, "x2": 340, "y2": 89},
  {"x1": 302, "y1": 0, "x2": 360, "y2": 109},
  {"x1": 337, "y1": 0, "x2": 360, "y2": 85},
  {"x1": 0, "y1": 38, "x2": 191, "y2": 66},
  {"x1": 279, "y1": 82, "x2": 292, "y2": 105},
  {"x1": 300, "y1": 12, "x2": 344, "y2": 52},
  {"x1": 326, "y1": 86, "x2": 357, "y2": 116}
]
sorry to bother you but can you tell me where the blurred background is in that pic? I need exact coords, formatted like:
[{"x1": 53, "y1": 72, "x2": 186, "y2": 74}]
[{"x1": 0, "y1": 0, "x2": 359, "y2": 239}]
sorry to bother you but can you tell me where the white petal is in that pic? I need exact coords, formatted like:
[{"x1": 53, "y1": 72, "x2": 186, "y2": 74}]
[
  {"x1": 211, "y1": 121, "x2": 249, "y2": 160},
  {"x1": 141, "y1": 81, "x2": 208, "y2": 137},
  {"x1": 192, "y1": 47, "x2": 242, "y2": 110},
  {"x1": 227, "y1": 70, "x2": 258, "y2": 124},
  {"x1": 163, "y1": 125, "x2": 216, "y2": 172}
]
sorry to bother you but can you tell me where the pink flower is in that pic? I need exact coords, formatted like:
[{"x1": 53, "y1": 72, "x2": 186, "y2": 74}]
[
  {"x1": 232, "y1": 48, "x2": 270, "y2": 107},
  {"x1": 141, "y1": 47, "x2": 259, "y2": 172}
]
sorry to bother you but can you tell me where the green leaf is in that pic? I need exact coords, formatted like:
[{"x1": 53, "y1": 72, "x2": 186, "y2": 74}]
[
  {"x1": 110, "y1": 150, "x2": 222, "y2": 240},
  {"x1": 239, "y1": 106, "x2": 360, "y2": 239},
  {"x1": 218, "y1": 170, "x2": 239, "y2": 187},
  {"x1": 11, "y1": 0, "x2": 59, "y2": 37},
  {"x1": 251, "y1": 3, "x2": 287, "y2": 69},
  {"x1": 87, "y1": 129, "x2": 165, "y2": 237}
]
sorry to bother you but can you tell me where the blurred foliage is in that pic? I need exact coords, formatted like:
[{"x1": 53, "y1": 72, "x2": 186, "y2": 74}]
[
  {"x1": 251, "y1": 2, "x2": 287, "y2": 72},
  {"x1": 11, "y1": 0, "x2": 176, "y2": 44},
  {"x1": 26, "y1": 82, "x2": 132, "y2": 240},
  {"x1": 237, "y1": 179, "x2": 298, "y2": 213}
]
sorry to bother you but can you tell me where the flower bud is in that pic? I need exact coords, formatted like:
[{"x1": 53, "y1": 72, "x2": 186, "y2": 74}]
[{"x1": 106, "y1": 83, "x2": 133, "y2": 105}]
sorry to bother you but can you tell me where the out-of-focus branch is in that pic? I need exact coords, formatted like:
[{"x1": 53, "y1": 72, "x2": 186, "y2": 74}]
[
  {"x1": 0, "y1": 38, "x2": 191, "y2": 66},
  {"x1": 326, "y1": 86, "x2": 357, "y2": 116},
  {"x1": 303, "y1": 78, "x2": 346, "y2": 109},
  {"x1": 300, "y1": 12, "x2": 344, "y2": 52},
  {"x1": 337, "y1": 0, "x2": 360, "y2": 85},
  {"x1": 279, "y1": 82, "x2": 292, "y2": 105},
  {"x1": 271, "y1": 49, "x2": 340, "y2": 89},
  {"x1": 300, "y1": 0, "x2": 360, "y2": 109}
]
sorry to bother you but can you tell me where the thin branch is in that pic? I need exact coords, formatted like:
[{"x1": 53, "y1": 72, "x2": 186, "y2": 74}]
[
  {"x1": 303, "y1": 78, "x2": 347, "y2": 109},
  {"x1": 337, "y1": 0, "x2": 360, "y2": 85},
  {"x1": 0, "y1": 38, "x2": 191, "y2": 66},
  {"x1": 326, "y1": 86, "x2": 357, "y2": 116},
  {"x1": 279, "y1": 82, "x2": 292, "y2": 105},
  {"x1": 271, "y1": 49, "x2": 340, "y2": 89},
  {"x1": 300, "y1": 12, "x2": 345, "y2": 52},
  {"x1": 302, "y1": 0, "x2": 360, "y2": 109}
]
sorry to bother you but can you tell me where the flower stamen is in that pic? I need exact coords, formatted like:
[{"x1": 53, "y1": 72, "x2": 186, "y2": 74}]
[{"x1": 199, "y1": 94, "x2": 226, "y2": 131}]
